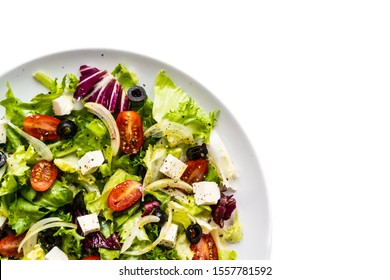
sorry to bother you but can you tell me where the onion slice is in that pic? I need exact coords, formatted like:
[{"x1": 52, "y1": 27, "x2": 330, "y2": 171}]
[
  {"x1": 18, "y1": 218, "x2": 77, "y2": 254},
  {"x1": 120, "y1": 215, "x2": 160, "y2": 253},
  {"x1": 123, "y1": 202, "x2": 174, "y2": 256},
  {"x1": 6, "y1": 121, "x2": 53, "y2": 161},
  {"x1": 84, "y1": 102, "x2": 120, "y2": 156},
  {"x1": 144, "y1": 120, "x2": 194, "y2": 146},
  {"x1": 144, "y1": 178, "x2": 193, "y2": 194}
]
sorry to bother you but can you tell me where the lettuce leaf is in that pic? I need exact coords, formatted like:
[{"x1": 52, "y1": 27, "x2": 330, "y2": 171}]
[
  {"x1": 85, "y1": 169, "x2": 140, "y2": 220},
  {"x1": 152, "y1": 71, "x2": 218, "y2": 144},
  {"x1": 8, "y1": 197, "x2": 49, "y2": 234},
  {"x1": 34, "y1": 180, "x2": 74, "y2": 211},
  {"x1": 0, "y1": 83, "x2": 28, "y2": 127}
]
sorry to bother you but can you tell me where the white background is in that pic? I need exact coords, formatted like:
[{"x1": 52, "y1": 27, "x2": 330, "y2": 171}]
[{"x1": 1, "y1": 0, "x2": 390, "y2": 278}]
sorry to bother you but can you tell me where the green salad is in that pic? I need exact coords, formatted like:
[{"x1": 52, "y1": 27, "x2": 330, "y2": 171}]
[{"x1": 0, "y1": 64, "x2": 242, "y2": 260}]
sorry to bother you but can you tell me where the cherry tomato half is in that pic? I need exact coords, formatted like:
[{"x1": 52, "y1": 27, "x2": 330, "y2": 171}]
[
  {"x1": 181, "y1": 158, "x2": 209, "y2": 185},
  {"x1": 23, "y1": 114, "x2": 61, "y2": 141},
  {"x1": 107, "y1": 180, "x2": 142, "y2": 211},
  {"x1": 116, "y1": 111, "x2": 144, "y2": 154},
  {"x1": 0, "y1": 234, "x2": 26, "y2": 258},
  {"x1": 190, "y1": 234, "x2": 218, "y2": 260},
  {"x1": 30, "y1": 160, "x2": 58, "y2": 192}
]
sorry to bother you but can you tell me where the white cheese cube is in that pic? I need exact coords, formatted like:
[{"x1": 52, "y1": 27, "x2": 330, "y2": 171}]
[
  {"x1": 159, "y1": 154, "x2": 187, "y2": 179},
  {"x1": 44, "y1": 246, "x2": 69, "y2": 260},
  {"x1": 0, "y1": 120, "x2": 7, "y2": 144},
  {"x1": 76, "y1": 213, "x2": 100, "y2": 236},
  {"x1": 0, "y1": 216, "x2": 7, "y2": 230},
  {"x1": 160, "y1": 223, "x2": 178, "y2": 248},
  {"x1": 193, "y1": 181, "x2": 221, "y2": 205},
  {"x1": 52, "y1": 95, "x2": 74, "y2": 116},
  {"x1": 77, "y1": 150, "x2": 105, "y2": 175}
]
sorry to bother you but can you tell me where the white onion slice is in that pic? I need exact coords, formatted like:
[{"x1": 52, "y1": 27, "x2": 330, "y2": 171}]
[
  {"x1": 120, "y1": 215, "x2": 160, "y2": 253},
  {"x1": 6, "y1": 121, "x2": 53, "y2": 161},
  {"x1": 144, "y1": 178, "x2": 193, "y2": 194},
  {"x1": 84, "y1": 102, "x2": 120, "y2": 156},
  {"x1": 18, "y1": 220, "x2": 77, "y2": 254},
  {"x1": 123, "y1": 202, "x2": 174, "y2": 256}
]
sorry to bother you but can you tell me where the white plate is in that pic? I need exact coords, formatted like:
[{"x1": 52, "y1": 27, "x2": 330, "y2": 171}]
[{"x1": 0, "y1": 48, "x2": 271, "y2": 259}]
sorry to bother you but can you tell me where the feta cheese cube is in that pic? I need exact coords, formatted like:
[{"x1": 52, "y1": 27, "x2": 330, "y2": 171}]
[
  {"x1": 52, "y1": 95, "x2": 74, "y2": 116},
  {"x1": 193, "y1": 181, "x2": 221, "y2": 205},
  {"x1": 159, "y1": 154, "x2": 187, "y2": 179},
  {"x1": 0, "y1": 120, "x2": 7, "y2": 144},
  {"x1": 44, "y1": 246, "x2": 69, "y2": 260},
  {"x1": 0, "y1": 216, "x2": 7, "y2": 230},
  {"x1": 160, "y1": 223, "x2": 178, "y2": 248},
  {"x1": 76, "y1": 213, "x2": 100, "y2": 235},
  {"x1": 77, "y1": 150, "x2": 105, "y2": 175}
]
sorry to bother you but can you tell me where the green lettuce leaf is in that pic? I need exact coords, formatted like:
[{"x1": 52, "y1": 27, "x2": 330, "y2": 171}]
[
  {"x1": 223, "y1": 211, "x2": 243, "y2": 243},
  {"x1": 111, "y1": 64, "x2": 138, "y2": 91},
  {"x1": 0, "y1": 83, "x2": 28, "y2": 127},
  {"x1": 152, "y1": 71, "x2": 190, "y2": 122},
  {"x1": 85, "y1": 169, "x2": 140, "y2": 220},
  {"x1": 152, "y1": 71, "x2": 218, "y2": 144},
  {"x1": 34, "y1": 180, "x2": 74, "y2": 211},
  {"x1": 6, "y1": 144, "x2": 36, "y2": 177},
  {"x1": 8, "y1": 197, "x2": 49, "y2": 234},
  {"x1": 0, "y1": 175, "x2": 18, "y2": 196}
]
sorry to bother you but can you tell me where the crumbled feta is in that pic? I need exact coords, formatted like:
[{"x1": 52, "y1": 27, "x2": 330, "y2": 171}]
[
  {"x1": 77, "y1": 150, "x2": 105, "y2": 175},
  {"x1": 193, "y1": 181, "x2": 221, "y2": 205},
  {"x1": 160, "y1": 223, "x2": 178, "y2": 248},
  {"x1": 44, "y1": 246, "x2": 69, "y2": 260},
  {"x1": 76, "y1": 212, "x2": 100, "y2": 235},
  {"x1": 52, "y1": 95, "x2": 74, "y2": 116},
  {"x1": 0, "y1": 216, "x2": 7, "y2": 230},
  {"x1": 159, "y1": 154, "x2": 187, "y2": 179},
  {"x1": 0, "y1": 120, "x2": 7, "y2": 144}
]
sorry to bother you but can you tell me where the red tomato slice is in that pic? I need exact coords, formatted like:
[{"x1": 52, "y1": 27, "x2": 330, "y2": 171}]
[
  {"x1": 82, "y1": 255, "x2": 101, "y2": 260},
  {"x1": 181, "y1": 158, "x2": 209, "y2": 185},
  {"x1": 0, "y1": 234, "x2": 26, "y2": 258},
  {"x1": 116, "y1": 111, "x2": 144, "y2": 154},
  {"x1": 190, "y1": 234, "x2": 218, "y2": 260},
  {"x1": 23, "y1": 114, "x2": 61, "y2": 141},
  {"x1": 107, "y1": 180, "x2": 142, "y2": 211},
  {"x1": 30, "y1": 160, "x2": 58, "y2": 192}
]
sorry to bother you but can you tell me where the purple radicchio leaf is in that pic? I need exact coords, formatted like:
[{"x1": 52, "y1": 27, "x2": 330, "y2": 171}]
[
  {"x1": 83, "y1": 232, "x2": 121, "y2": 252},
  {"x1": 211, "y1": 193, "x2": 237, "y2": 228},
  {"x1": 142, "y1": 201, "x2": 160, "y2": 217},
  {"x1": 74, "y1": 65, "x2": 130, "y2": 113},
  {"x1": 70, "y1": 190, "x2": 121, "y2": 252},
  {"x1": 71, "y1": 191, "x2": 88, "y2": 226}
]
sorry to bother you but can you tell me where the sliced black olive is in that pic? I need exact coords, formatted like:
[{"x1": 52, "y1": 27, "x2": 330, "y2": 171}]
[
  {"x1": 186, "y1": 223, "x2": 203, "y2": 244},
  {"x1": 127, "y1": 86, "x2": 147, "y2": 103},
  {"x1": 0, "y1": 151, "x2": 6, "y2": 168},
  {"x1": 39, "y1": 228, "x2": 62, "y2": 251},
  {"x1": 186, "y1": 143, "x2": 208, "y2": 160},
  {"x1": 57, "y1": 119, "x2": 78, "y2": 139},
  {"x1": 153, "y1": 208, "x2": 167, "y2": 227}
]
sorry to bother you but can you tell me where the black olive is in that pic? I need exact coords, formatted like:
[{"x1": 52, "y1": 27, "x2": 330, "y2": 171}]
[
  {"x1": 153, "y1": 208, "x2": 167, "y2": 227},
  {"x1": 39, "y1": 228, "x2": 62, "y2": 251},
  {"x1": 127, "y1": 86, "x2": 147, "y2": 103},
  {"x1": 57, "y1": 119, "x2": 78, "y2": 139},
  {"x1": 186, "y1": 223, "x2": 202, "y2": 244},
  {"x1": 186, "y1": 143, "x2": 208, "y2": 160},
  {"x1": 0, "y1": 151, "x2": 6, "y2": 168}
]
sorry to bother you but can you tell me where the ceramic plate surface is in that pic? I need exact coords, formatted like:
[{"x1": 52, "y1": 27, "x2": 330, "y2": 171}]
[{"x1": 0, "y1": 49, "x2": 271, "y2": 259}]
